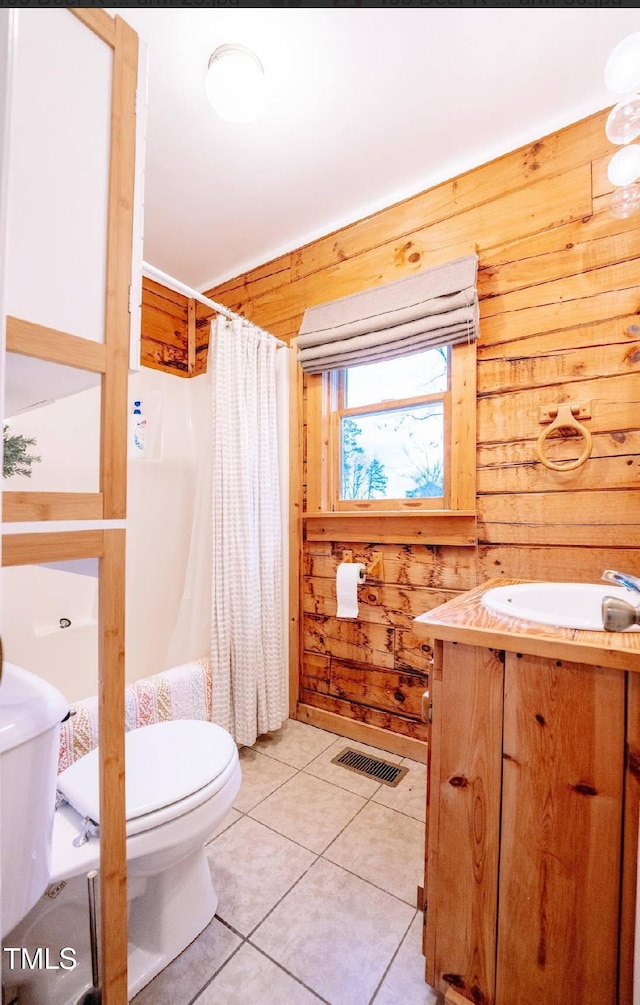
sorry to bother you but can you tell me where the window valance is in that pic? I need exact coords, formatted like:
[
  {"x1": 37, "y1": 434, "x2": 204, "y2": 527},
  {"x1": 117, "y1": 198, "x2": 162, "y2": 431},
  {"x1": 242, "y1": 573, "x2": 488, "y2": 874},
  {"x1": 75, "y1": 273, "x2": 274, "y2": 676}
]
[{"x1": 297, "y1": 253, "x2": 479, "y2": 373}]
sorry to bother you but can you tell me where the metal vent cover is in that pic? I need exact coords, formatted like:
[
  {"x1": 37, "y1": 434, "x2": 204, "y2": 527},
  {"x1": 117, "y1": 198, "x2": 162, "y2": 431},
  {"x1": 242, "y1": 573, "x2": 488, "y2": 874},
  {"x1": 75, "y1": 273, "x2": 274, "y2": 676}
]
[{"x1": 330, "y1": 748, "x2": 408, "y2": 787}]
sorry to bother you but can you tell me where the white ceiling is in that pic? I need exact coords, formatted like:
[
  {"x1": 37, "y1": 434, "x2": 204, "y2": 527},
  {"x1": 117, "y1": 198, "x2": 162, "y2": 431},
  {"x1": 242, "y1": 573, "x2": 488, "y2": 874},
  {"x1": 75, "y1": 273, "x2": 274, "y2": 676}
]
[{"x1": 116, "y1": 9, "x2": 640, "y2": 292}]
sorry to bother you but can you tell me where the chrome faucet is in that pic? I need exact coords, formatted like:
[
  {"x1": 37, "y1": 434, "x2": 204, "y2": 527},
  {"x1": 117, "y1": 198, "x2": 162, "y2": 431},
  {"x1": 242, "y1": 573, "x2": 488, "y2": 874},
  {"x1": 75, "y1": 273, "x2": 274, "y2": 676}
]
[
  {"x1": 602, "y1": 570, "x2": 640, "y2": 631},
  {"x1": 602, "y1": 569, "x2": 640, "y2": 595}
]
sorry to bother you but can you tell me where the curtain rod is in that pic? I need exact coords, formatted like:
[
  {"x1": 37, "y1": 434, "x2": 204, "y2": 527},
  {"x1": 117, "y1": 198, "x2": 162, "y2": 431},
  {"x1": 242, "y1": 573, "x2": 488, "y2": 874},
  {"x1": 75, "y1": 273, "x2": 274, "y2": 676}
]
[{"x1": 142, "y1": 261, "x2": 286, "y2": 348}]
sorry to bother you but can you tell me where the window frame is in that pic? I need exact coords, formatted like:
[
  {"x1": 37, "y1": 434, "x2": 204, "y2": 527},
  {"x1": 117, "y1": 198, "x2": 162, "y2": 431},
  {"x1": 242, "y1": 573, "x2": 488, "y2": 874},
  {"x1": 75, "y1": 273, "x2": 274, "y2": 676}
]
[
  {"x1": 304, "y1": 340, "x2": 477, "y2": 521},
  {"x1": 331, "y1": 358, "x2": 450, "y2": 511}
]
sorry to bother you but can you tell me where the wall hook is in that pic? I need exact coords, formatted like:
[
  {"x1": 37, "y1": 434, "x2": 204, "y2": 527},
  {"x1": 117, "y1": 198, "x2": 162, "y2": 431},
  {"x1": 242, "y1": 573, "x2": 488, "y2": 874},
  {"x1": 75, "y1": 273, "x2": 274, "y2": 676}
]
[{"x1": 536, "y1": 401, "x2": 592, "y2": 472}]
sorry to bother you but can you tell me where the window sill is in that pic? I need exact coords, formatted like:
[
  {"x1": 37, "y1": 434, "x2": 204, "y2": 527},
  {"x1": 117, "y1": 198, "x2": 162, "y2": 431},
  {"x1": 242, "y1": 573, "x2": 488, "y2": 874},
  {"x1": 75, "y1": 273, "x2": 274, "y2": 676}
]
[{"x1": 303, "y1": 510, "x2": 477, "y2": 547}]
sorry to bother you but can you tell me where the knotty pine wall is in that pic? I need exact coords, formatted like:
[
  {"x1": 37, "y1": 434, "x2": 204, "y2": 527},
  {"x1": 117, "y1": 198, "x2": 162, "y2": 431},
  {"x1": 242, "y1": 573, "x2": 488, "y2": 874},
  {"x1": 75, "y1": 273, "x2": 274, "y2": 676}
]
[{"x1": 141, "y1": 107, "x2": 640, "y2": 750}]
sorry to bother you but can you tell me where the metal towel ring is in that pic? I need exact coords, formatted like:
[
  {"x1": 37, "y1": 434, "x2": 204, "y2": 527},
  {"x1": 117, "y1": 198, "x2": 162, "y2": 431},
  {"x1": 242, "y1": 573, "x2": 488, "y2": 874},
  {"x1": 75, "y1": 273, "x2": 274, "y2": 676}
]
[{"x1": 536, "y1": 403, "x2": 592, "y2": 472}]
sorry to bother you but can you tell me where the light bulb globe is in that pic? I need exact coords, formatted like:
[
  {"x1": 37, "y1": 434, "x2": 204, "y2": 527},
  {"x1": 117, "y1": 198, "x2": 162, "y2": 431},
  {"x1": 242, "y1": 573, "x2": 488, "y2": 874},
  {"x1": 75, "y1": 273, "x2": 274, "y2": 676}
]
[
  {"x1": 607, "y1": 145, "x2": 640, "y2": 188},
  {"x1": 610, "y1": 183, "x2": 640, "y2": 219},
  {"x1": 605, "y1": 33, "x2": 640, "y2": 95},
  {"x1": 205, "y1": 44, "x2": 265, "y2": 124},
  {"x1": 606, "y1": 94, "x2": 640, "y2": 145}
]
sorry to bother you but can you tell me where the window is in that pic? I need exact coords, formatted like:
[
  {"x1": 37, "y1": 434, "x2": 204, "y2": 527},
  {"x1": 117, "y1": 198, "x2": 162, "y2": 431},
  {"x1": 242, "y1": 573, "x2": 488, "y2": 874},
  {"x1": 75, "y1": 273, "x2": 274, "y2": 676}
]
[
  {"x1": 305, "y1": 340, "x2": 476, "y2": 517},
  {"x1": 337, "y1": 347, "x2": 448, "y2": 509}
]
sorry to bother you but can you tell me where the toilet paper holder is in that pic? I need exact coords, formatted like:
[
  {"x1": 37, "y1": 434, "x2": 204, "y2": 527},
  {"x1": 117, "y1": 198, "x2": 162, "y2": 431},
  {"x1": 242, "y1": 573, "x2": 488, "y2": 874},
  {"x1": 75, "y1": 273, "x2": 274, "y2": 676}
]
[{"x1": 341, "y1": 550, "x2": 384, "y2": 581}]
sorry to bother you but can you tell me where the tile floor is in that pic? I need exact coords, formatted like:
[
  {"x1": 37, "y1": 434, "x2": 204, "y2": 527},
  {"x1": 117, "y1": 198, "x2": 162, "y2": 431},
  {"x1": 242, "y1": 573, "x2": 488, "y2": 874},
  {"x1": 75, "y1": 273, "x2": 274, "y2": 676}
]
[{"x1": 132, "y1": 720, "x2": 439, "y2": 1005}]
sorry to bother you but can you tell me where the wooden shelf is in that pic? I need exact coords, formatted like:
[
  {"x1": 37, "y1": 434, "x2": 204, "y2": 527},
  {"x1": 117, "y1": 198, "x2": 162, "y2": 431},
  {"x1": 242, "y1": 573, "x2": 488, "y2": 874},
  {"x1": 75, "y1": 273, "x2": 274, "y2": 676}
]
[{"x1": 303, "y1": 510, "x2": 477, "y2": 546}]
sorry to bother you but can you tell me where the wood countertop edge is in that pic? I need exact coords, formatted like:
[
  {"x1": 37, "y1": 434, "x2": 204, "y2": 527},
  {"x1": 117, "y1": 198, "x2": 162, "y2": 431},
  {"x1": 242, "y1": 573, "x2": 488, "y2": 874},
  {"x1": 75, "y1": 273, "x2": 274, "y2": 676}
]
[{"x1": 413, "y1": 578, "x2": 640, "y2": 673}]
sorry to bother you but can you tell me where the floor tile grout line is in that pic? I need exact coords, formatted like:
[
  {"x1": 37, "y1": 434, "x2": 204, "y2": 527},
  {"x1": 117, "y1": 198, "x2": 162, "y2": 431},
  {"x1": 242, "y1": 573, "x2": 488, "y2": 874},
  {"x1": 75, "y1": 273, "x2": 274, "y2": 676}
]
[
  {"x1": 226, "y1": 762, "x2": 424, "y2": 907},
  {"x1": 185, "y1": 935, "x2": 247, "y2": 1005},
  {"x1": 243, "y1": 845, "x2": 323, "y2": 938},
  {"x1": 317, "y1": 849, "x2": 422, "y2": 911},
  {"x1": 367, "y1": 908, "x2": 419, "y2": 1005},
  {"x1": 243, "y1": 939, "x2": 331, "y2": 1004},
  {"x1": 210, "y1": 726, "x2": 425, "y2": 999},
  {"x1": 233, "y1": 758, "x2": 300, "y2": 814},
  {"x1": 141, "y1": 723, "x2": 430, "y2": 1005}
]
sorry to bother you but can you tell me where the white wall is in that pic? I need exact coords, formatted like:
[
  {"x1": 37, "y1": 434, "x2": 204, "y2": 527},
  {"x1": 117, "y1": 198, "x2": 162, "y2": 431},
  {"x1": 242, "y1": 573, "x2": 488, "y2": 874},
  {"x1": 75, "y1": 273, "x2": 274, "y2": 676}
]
[
  {"x1": 7, "y1": 10, "x2": 111, "y2": 343},
  {"x1": 1, "y1": 367, "x2": 203, "y2": 701}
]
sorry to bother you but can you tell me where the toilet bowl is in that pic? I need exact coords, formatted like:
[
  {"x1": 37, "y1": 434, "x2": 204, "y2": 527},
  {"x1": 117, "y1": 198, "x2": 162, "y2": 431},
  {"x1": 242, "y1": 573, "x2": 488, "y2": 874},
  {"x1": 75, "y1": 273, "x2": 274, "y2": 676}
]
[{"x1": 3, "y1": 718, "x2": 242, "y2": 1005}]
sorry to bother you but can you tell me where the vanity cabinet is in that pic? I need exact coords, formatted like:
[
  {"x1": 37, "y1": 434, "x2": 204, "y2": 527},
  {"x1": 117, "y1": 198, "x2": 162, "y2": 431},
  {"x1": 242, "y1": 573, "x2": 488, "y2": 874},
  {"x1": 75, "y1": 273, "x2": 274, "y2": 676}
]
[{"x1": 416, "y1": 581, "x2": 640, "y2": 1005}]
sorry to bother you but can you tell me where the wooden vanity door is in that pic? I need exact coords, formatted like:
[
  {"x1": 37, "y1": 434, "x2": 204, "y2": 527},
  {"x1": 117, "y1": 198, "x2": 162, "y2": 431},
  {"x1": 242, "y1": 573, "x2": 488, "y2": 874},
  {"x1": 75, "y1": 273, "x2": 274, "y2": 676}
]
[
  {"x1": 496, "y1": 653, "x2": 625, "y2": 1005},
  {"x1": 425, "y1": 642, "x2": 504, "y2": 1004}
]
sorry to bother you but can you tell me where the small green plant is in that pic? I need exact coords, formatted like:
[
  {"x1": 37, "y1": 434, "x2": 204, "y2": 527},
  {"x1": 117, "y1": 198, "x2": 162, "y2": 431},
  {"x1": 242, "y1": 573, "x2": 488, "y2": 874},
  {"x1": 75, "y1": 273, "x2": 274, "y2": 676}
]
[{"x1": 3, "y1": 424, "x2": 41, "y2": 479}]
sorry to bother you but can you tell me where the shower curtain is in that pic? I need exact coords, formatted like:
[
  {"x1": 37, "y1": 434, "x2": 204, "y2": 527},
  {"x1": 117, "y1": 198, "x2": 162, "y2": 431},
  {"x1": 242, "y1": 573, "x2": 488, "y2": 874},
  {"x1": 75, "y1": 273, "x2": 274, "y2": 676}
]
[{"x1": 167, "y1": 316, "x2": 287, "y2": 746}]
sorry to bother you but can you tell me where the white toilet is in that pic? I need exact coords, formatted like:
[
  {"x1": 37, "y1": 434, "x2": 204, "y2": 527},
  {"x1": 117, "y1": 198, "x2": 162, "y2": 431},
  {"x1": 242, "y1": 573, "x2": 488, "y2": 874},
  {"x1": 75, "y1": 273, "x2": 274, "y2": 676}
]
[{"x1": 3, "y1": 692, "x2": 241, "y2": 1005}]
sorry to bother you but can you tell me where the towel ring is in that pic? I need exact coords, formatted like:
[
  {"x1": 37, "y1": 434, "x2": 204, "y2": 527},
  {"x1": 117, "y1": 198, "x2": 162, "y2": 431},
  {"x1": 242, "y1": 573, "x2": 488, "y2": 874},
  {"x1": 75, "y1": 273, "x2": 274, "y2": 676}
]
[{"x1": 536, "y1": 403, "x2": 592, "y2": 472}]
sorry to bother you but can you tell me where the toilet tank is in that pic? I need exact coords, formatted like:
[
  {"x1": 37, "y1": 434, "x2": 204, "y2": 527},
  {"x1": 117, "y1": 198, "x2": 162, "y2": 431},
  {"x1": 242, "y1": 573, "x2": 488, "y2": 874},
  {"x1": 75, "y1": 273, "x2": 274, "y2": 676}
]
[{"x1": 0, "y1": 662, "x2": 68, "y2": 937}]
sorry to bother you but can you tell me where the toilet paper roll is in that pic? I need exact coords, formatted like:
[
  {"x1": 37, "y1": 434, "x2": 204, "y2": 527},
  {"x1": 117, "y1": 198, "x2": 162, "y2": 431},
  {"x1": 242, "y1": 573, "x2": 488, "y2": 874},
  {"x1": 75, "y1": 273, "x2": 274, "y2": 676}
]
[{"x1": 336, "y1": 562, "x2": 366, "y2": 618}]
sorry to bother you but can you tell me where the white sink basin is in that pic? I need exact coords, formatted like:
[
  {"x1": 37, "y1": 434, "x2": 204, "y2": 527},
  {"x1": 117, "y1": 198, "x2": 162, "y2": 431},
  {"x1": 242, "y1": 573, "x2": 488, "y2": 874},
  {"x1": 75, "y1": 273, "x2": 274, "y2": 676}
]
[{"x1": 482, "y1": 582, "x2": 640, "y2": 631}]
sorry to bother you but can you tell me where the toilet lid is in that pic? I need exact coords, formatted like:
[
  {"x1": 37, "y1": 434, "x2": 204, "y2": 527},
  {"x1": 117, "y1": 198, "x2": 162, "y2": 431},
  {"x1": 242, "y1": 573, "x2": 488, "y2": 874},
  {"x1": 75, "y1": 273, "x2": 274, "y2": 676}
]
[{"x1": 57, "y1": 720, "x2": 238, "y2": 824}]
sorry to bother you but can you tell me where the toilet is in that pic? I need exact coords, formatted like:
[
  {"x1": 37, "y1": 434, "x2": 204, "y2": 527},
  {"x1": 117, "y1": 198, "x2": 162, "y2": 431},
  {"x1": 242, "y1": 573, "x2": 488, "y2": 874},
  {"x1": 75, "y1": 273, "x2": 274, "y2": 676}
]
[{"x1": 3, "y1": 715, "x2": 242, "y2": 1005}]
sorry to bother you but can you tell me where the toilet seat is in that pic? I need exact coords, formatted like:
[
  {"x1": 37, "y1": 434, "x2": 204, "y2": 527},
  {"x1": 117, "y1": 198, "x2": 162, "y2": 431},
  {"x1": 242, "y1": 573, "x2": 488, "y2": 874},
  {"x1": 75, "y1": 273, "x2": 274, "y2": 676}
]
[{"x1": 57, "y1": 720, "x2": 238, "y2": 834}]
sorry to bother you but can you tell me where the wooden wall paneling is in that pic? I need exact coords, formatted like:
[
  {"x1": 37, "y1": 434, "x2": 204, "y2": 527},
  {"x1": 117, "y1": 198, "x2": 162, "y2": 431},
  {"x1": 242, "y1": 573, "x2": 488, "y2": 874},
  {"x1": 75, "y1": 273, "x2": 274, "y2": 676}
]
[
  {"x1": 199, "y1": 252, "x2": 293, "y2": 315},
  {"x1": 477, "y1": 327, "x2": 640, "y2": 394},
  {"x1": 101, "y1": 15, "x2": 137, "y2": 520},
  {"x1": 478, "y1": 373, "x2": 640, "y2": 444},
  {"x1": 327, "y1": 657, "x2": 428, "y2": 719},
  {"x1": 98, "y1": 528, "x2": 128, "y2": 1005},
  {"x1": 479, "y1": 523, "x2": 640, "y2": 549},
  {"x1": 303, "y1": 542, "x2": 478, "y2": 592},
  {"x1": 479, "y1": 219, "x2": 640, "y2": 301},
  {"x1": 290, "y1": 115, "x2": 609, "y2": 283},
  {"x1": 302, "y1": 576, "x2": 459, "y2": 627},
  {"x1": 140, "y1": 338, "x2": 190, "y2": 377},
  {"x1": 187, "y1": 297, "x2": 196, "y2": 375},
  {"x1": 619, "y1": 670, "x2": 640, "y2": 1005},
  {"x1": 289, "y1": 342, "x2": 303, "y2": 717},
  {"x1": 480, "y1": 257, "x2": 640, "y2": 321},
  {"x1": 478, "y1": 428, "x2": 640, "y2": 471},
  {"x1": 219, "y1": 169, "x2": 590, "y2": 335},
  {"x1": 300, "y1": 651, "x2": 331, "y2": 694},
  {"x1": 303, "y1": 613, "x2": 395, "y2": 669},
  {"x1": 478, "y1": 453, "x2": 640, "y2": 497},
  {"x1": 479, "y1": 287, "x2": 640, "y2": 350},
  {"x1": 478, "y1": 545, "x2": 640, "y2": 586},
  {"x1": 478, "y1": 490, "x2": 640, "y2": 549},
  {"x1": 194, "y1": 106, "x2": 640, "y2": 749},
  {"x1": 496, "y1": 654, "x2": 625, "y2": 1005},
  {"x1": 428, "y1": 642, "x2": 504, "y2": 1003},
  {"x1": 394, "y1": 626, "x2": 435, "y2": 672},
  {"x1": 592, "y1": 152, "x2": 613, "y2": 199},
  {"x1": 296, "y1": 698, "x2": 427, "y2": 760}
]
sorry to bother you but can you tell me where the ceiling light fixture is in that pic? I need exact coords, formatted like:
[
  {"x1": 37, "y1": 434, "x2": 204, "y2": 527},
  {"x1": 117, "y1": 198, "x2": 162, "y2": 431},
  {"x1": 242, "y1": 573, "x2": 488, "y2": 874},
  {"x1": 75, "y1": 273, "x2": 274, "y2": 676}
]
[
  {"x1": 604, "y1": 33, "x2": 640, "y2": 218},
  {"x1": 205, "y1": 44, "x2": 265, "y2": 124}
]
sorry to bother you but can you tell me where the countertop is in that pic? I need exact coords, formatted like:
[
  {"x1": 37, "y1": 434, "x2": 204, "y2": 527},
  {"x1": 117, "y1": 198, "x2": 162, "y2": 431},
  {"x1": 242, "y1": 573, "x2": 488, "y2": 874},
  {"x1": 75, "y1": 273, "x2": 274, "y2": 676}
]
[{"x1": 413, "y1": 578, "x2": 640, "y2": 673}]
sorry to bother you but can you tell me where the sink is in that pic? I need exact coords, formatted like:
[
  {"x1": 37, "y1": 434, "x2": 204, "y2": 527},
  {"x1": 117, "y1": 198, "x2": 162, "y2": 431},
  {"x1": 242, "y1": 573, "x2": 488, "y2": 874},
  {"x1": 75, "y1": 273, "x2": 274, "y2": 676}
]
[{"x1": 481, "y1": 582, "x2": 640, "y2": 631}]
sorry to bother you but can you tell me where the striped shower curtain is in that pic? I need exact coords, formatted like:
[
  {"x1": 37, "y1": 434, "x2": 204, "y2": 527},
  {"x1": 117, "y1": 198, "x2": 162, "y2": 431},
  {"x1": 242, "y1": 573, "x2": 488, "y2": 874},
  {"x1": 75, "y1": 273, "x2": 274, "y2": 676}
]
[{"x1": 208, "y1": 316, "x2": 287, "y2": 745}]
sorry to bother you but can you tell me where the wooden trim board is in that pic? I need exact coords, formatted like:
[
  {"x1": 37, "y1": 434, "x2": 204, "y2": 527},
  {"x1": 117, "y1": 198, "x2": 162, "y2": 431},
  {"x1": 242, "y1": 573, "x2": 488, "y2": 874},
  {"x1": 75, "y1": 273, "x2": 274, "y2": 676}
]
[
  {"x1": 98, "y1": 529, "x2": 127, "y2": 1005},
  {"x1": 1, "y1": 530, "x2": 105, "y2": 566},
  {"x1": 101, "y1": 15, "x2": 138, "y2": 520},
  {"x1": 295, "y1": 702, "x2": 427, "y2": 762},
  {"x1": 6, "y1": 316, "x2": 107, "y2": 372},
  {"x1": 2, "y1": 492, "x2": 103, "y2": 523}
]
